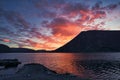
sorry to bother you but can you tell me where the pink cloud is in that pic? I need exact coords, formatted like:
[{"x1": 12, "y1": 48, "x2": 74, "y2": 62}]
[{"x1": 2, "y1": 39, "x2": 10, "y2": 42}]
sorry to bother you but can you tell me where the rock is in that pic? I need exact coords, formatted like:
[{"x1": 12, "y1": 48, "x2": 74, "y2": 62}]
[
  {"x1": 17, "y1": 63, "x2": 57, "y2": 74},
  {"x1": 0, "y1": 59, "x2": 21, "y2": 68}
]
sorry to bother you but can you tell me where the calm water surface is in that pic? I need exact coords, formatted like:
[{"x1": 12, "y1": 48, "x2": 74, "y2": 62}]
[{"x1": 0, "y1": 53, "x2": 120, "y2": 80}]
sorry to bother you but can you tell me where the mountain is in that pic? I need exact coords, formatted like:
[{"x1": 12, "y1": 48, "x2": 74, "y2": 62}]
[
  {"x1": 10, "y1": 48, "x2": 35, "y2": 53},
  {"x1": 0, "y1": 44, "x2": 10, "y2": 53},
  {"x1": 0, "y1": 44, "x2": 47, "y2": 53},
  {"x1": 56, "y1": 30, "x2": 120, "y2": 52}
]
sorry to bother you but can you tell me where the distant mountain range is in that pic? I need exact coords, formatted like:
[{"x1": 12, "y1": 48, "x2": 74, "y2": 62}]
[
  {"x1": 0, "y1": 44, "x2": 47, "y2": 53},
  {"x1": 55, "y1": 30, "x2": 120, "y2": 52},
  {"x1": 1, "y1": 30, "x2": 120, "y2": 53}
]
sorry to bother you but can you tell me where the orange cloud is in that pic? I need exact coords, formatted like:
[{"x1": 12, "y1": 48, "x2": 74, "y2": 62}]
[
  {"x1": 7, "y1": 3, "x2": 107, "y2": 50},
  {"x1": 26, "y1": 9, "x2": 106, "y2": 50},
  {"x1": 29, "y1": 8, "x2": 106, "y2": 50}
]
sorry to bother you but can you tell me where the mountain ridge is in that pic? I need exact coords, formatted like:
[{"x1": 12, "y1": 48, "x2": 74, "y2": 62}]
[
  {"x1": 0, "y1": 44, "x2": 47, "y2": 53},
  {"x1": 55, "y1": 30, "x2": 120, "y2": 52}
]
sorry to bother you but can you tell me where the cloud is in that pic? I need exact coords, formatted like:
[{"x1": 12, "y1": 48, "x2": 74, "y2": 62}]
[
  {"x1": 22, "y1": 39, "x2": 58, "y2": 50},
  {"x1": 0, "y1": 0, "x2": 120, "y2": 50},
  {"x1": 2, "y1": 39, "x2": 10, "y2": 42},
  {"x1": 45, "y1": 17, "x2": 80, "y2": 36},
  {"x1": 0, "y1": 8, "x2": 31, "y2": 29},
  {"x1": 35, "y1": 1, "x2": 109, "y2": 50},
  {"x1": 92, "y1": 1, "x2": 103, "y2": 10},
  {"x1": 92, "y1": 1, "x2": 120, "y2": 10},
  {"x1": 62, "y1": 3, "x2": 89, "y2": 15},
  {"x1": 33, "y1": 0, "x2": 66, "y2": 18},
  {"x1": 0, "y1": 38, "x2": 10, "y2": 43},
  {"x1": 0, "y1": 8, "x2": 32, "y2": 39},
  {"x1": 107, "y1": 4, "x2": 118, "y2": 10}
]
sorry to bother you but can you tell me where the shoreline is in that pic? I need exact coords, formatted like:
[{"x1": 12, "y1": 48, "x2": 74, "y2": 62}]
[{"x1": 0, "y1": 63, "x2": 88, "y2": 80}]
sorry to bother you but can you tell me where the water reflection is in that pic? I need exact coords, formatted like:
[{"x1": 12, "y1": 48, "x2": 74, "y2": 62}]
[
  {"x1": 0, "y1": 53, "x2": 120, "y2": 80},
  {"x1": 31, "y1": 53, "x2": 83, "y2": 75}
]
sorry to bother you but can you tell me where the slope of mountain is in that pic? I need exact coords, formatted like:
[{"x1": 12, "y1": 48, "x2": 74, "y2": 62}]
[{"x1": 56, "y1": 30, "x2": 120, "y2": 52}]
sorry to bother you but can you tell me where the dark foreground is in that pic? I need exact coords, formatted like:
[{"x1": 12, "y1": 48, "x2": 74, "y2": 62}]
[{"x1": 0, "y1": 63, "x2": 87, "y2": 80}]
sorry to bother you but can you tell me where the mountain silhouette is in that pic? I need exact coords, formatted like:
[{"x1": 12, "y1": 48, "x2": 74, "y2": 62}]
[
  {"x1": 10, "y1": 48, "x2": 35, "y2": 53},
  {"x1": 56, "y1": 30, "x2": 120, "y2": 52},
  {"x1": 0, "y1": 44, "x2": 10, "y2": 53},
  {"x1": 0, "y1": 44, "x2": 47, "y2": 53}
]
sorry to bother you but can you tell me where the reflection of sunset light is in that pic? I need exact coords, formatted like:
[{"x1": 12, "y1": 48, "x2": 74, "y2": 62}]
[{"x1": 31, "y1": 53, "x2": 85, "y2": 76}]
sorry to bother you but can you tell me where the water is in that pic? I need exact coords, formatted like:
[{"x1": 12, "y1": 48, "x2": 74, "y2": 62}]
[{"x1": 0, "y1": 53, "x2": 120, "y2": 80}]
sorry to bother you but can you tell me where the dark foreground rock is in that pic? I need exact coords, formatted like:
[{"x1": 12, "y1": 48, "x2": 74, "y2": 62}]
[
  {"x1": 0, "y1": 63, "x2": 88, "y2": 80},
  {"x1": 0, "y1": 59, "x2": 21, "y2": 68},
  {"x1": 56, "y1": 30, "x2": 120, "y2": 52}
]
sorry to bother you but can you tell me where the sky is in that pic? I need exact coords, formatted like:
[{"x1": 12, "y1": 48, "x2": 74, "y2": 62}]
[{"x1": 0, "y1": 0, "x2": 120, "y2": 50}]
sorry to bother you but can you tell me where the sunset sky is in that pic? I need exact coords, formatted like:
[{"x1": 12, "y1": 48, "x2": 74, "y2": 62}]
[{"x1": 0, "y1": 0, "x2": 120, "y2": 50}]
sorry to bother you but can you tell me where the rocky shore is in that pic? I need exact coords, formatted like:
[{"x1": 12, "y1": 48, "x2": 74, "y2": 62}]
[{"x1": 0, "y1": 63, "x2": 88, "y2": 80}]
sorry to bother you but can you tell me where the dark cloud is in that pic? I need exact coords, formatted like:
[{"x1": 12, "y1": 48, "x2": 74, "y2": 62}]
[
  {"x1": 92, "y1": 1, "x2": 102, "y2": 10},
  {"x1": 0, "y1": 26, "x2": 18, "y2": 38},
  {"x1": 6, "y1": 12, "x2": 30, "y2": 30},
  {"x1": 62, "y1": 3, "x2": 89, "y2": 16},
  {"x1": 92, "y1": 1, "x2": 120, "y2": 10},
  {"x1": 0, "y1": 8, "x2": 32, "y2": 39},
  {"x1": 93, "y1": 10, "x2": 106, "y2": 18},
  {"x1": 0, "y1": 8, "x2": 37, "y2": 39},
  {"x1": 107, "y1": 4, "x2": 118, "y2": 10},
  {"x1": 0, "y1": 8, "x2": 31, "y2": 30},
  {"x1": 50, "y1": 17, "x2": 69, "y2": 27},
  {"x1": 29, "y1": 27, "x2": 43, "y2": 38}
]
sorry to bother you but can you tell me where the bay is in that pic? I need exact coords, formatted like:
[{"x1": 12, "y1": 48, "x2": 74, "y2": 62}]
[{"x1": 0, "y1": 53, "x2": 120, "y2": 80}]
